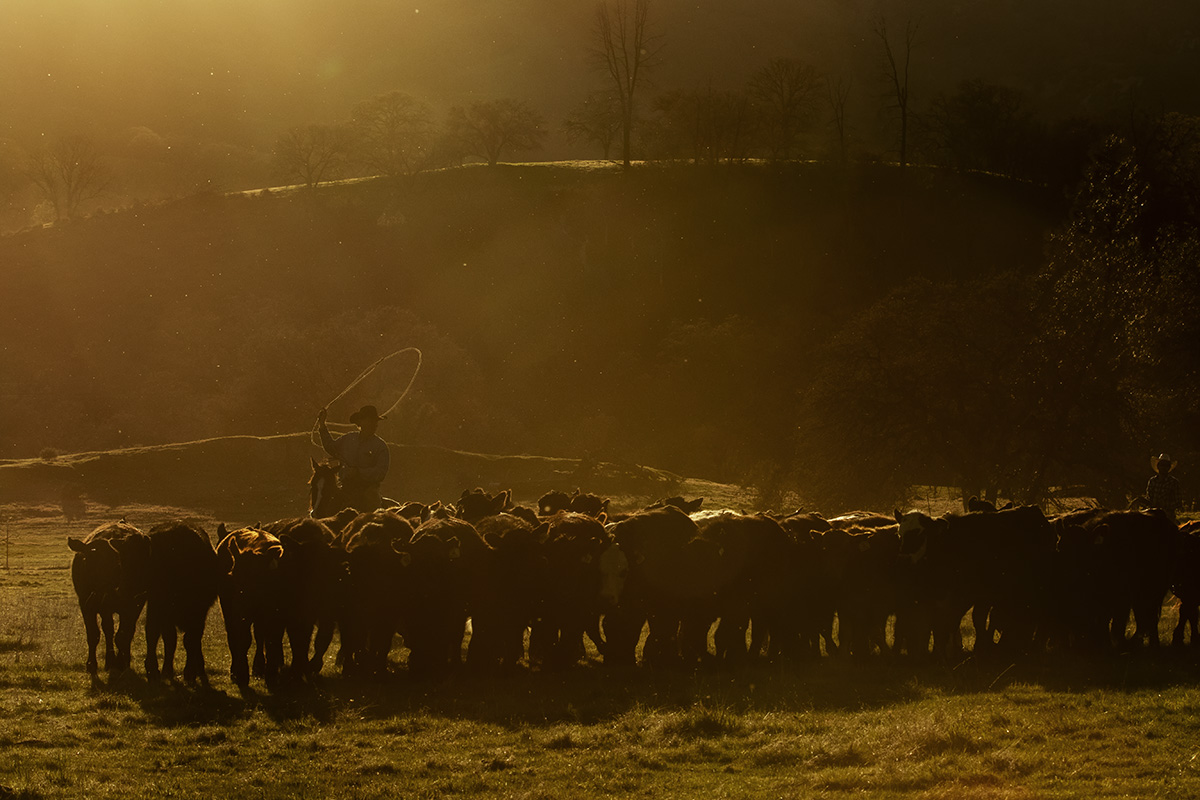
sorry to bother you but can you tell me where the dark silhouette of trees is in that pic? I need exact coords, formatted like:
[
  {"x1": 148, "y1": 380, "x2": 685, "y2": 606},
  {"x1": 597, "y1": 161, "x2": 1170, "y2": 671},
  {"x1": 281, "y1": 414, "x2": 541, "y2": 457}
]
[
  {"x1": 592, "y1": 0, "x2": 663, "y2": 169},
  {"x1": 873, "y1": 16, "x2": 918, "y2": 169},
  {"x1": 272, "y1": 123, "x2": 354, "y2": 189},
  {"x1": 646, "y1": 87, "x2": 755, "y2": 164},
  {"x1": 927, "y1": 79, "x2": 1043, "y2": 180},
  {"x1": 445, "y1": 99, "x2": 547, "y2": 167},
  {"x1": 1022, "y1": 137, "x2": 1159, "y2": 504},
  {"x1": 26, "y1": 134, "x2": 112, "y2": 220},
  {"x1": 826, "y1": 77, "x2": 853, "y2": 164},
  {"x1": 564, "y1": 90, "x2": 624, "y2": 160},
  {"x1": 351, "y1": 91, "x2": 434, "y2": 177},
  {"x1": 747, "y1": 58, "x2": 822, "y2": 162},
  {"x1": 794, "y1": 274, "x2": 1037, "y2": 511}
]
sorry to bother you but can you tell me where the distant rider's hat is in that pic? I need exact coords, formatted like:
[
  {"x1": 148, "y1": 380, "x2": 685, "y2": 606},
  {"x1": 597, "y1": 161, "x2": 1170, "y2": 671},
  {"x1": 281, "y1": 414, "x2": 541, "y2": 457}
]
[
  {"x1": 350, "y1": 405, "x2": 386, "y2": 424},
  {"x1": 1151, "y1": 453, "x2": 1177, "y2": 473}
]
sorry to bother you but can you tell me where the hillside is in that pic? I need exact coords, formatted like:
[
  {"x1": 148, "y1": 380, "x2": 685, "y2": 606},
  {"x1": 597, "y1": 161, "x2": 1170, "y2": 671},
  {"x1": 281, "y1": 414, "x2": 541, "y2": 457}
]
[
  {"x1": 0, "y1": 433, "x2": 757, "y2": 522},
  {"x1": 0, "y1": 162, "x2": 1059, "y2": 493}
]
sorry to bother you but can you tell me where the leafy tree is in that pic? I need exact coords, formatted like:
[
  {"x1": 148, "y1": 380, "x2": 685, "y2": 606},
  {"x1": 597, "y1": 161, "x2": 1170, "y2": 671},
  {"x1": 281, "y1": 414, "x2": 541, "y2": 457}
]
[
  {"x1": 747, "y1": 58, "x2": 822, "y2": 161},
  {"x1": 272, "y1": 123, "x2": 354, "y2": 189},
  {"x1": 794, "y1": 274, "x2": 1037, "y2": 511},
  {"x1": 1023, "y1": 136, "x2": 1156, "y2": 504},
  {"x1": 26, "y1": 134, "x2": 112, "y2": 220},
  {"x1": 592, "y1": 0, "x2": 663, "y2": 168},
  {"x1": 564, "y1": 90, "x2": 624, "y2": 160},
  {"x1": 445, "y1": 99, "x2": 546, "y2": 167},
  {"x1": 1133, "y1": 112, "x2": 1200, "y2": 231},
  {"x1": 351, "y1": 91, "x2": 434, "y2": 177}
]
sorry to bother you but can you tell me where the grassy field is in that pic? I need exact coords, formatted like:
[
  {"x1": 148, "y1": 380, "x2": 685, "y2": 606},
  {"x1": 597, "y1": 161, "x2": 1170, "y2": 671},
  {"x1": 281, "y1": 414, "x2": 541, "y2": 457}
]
[{"x1": 4, "y1": 502, "x2": 1200, "y2": 800}]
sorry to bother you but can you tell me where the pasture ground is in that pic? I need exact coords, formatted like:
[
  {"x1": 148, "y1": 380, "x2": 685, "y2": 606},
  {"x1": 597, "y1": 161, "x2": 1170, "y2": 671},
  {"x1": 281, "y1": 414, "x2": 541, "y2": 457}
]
[{"x1": 3, "y1": 503, "x2": 1200, "y2": 800}]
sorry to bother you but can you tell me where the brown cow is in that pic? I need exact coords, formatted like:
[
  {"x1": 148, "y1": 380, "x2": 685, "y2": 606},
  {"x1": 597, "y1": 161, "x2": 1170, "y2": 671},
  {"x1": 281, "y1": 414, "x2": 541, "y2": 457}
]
[{"x1": 216, "y1": 525, "x2": 286, "y2": 688}]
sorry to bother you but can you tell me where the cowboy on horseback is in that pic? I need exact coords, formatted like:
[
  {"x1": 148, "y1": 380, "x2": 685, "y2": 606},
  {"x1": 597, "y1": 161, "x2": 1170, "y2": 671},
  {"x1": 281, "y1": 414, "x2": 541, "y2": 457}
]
[{"x1": 316, "y1": 404, "x2": 391, "y2": 513}]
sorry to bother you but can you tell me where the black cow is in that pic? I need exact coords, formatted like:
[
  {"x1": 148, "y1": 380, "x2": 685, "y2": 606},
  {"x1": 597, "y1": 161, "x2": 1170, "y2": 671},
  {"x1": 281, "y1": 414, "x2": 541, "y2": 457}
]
[
  {"x1": 895, "y1": 505, "x2": 1056, "y2": 657},
  {"x1": 533, "y1": 511, "x2": 623, "y2": 668},
  {"x1": 261, "y1": 516, "x2": 347, "y2": 679},
  {"x1": 773, "y1": 512, "x2": 834, "y2": 659},
  {"x1": 143, "y1": 521, "x2": 219, "y2": 684},
  {"x1": 455, "y1": 488, "x2": 511, "y2": 524},
  {"x1": 604, "y1": 505, "x2": 709, "y2": 667},
  {"x1": 67, "y1": 520, "x2": 152, "y2": 677},
  {"x1": 1051, "y1": 508, "x2": 1179, "y2": 650},
  {"x1": 692, "y1": 512, "x2": 794, "y2": 665},
  {"x1": 470, "y1": 513, "x2": 548, "y2": 670},
  {"x1": 1171, "y1": 521, "x2": 1200, "y2": 646},
  {"x1": 398, "y1": 517, "x2": 490, "y2": 677},
  {"x1": 338, "y1": 515, "x2": 415, "y2": 678}
]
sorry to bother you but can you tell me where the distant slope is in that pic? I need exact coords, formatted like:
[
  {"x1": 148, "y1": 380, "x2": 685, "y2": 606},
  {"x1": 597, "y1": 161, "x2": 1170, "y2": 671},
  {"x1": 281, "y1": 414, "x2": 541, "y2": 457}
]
[{"x1": 0, "y1": 434, "x2": 747, "y2": 520}]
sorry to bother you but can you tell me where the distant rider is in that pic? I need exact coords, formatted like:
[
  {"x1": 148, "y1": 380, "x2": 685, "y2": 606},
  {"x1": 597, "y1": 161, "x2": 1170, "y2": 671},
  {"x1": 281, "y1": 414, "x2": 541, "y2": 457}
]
[
  {"x1": 1146, "y1": 453, "x2": 1182, "y2": 523},
  {"x1": 316, "y1": 404, "x2": 391, "y2": 513}
]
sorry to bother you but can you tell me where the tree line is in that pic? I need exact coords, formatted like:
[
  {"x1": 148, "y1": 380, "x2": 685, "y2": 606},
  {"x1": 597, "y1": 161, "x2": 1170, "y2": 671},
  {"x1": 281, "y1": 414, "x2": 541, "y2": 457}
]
[{"x1": 4, "y1": 0, "x2": 1197, "y2": 232}]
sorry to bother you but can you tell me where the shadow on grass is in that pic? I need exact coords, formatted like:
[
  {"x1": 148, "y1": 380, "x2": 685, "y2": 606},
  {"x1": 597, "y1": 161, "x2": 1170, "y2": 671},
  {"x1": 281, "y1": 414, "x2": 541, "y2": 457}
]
[
  {"x1": 78, "y1": 645, "x2": 1200, "y2": 731},
  {"x1": 0, "y1": 637, "x2": 39, "y2": 654}
]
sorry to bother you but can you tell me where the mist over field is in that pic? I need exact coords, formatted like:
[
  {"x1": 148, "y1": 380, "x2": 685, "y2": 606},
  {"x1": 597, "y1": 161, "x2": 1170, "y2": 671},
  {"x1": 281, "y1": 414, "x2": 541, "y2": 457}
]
[{"x1": 1, "y1": 0, "x2": 1198, "y2": 511}]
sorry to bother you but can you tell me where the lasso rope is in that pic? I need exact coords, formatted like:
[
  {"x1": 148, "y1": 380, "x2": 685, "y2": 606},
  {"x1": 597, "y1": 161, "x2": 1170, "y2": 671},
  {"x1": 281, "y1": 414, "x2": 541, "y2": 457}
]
[{"x1": 309, "y1": 347, "x2": 423, "y2": 448}]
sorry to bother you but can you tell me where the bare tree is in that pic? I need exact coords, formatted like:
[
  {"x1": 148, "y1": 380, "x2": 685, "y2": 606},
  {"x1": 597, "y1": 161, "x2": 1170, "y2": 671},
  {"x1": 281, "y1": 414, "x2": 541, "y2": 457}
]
[
  {"x1": 747, "y1": 58, "x2": 821, "y2": 161},
  {"x1": 592, "y1": 0, "x2": 663, "y2": 168},
  {"x1": 826, "y1": 76, "x2": 853, "y2": 164},
  {"x1": 351, "y1": 91, "x2": 434, "y2": 177},
  {"x1": 873, "y1": 16, "x2": 918, "y2": 169},
  {"x1": 272, "y1": 123, "x2": 354, "y2": 189},
  {"x1": 446, "y1": 99, "x2": 546, "y2": 167},
  {"x1": 564, "y1": 90, "x2": 624, "y2": 160},
  {"x1": 26, "y1": 134, "x2": 112, "y2": 220}
]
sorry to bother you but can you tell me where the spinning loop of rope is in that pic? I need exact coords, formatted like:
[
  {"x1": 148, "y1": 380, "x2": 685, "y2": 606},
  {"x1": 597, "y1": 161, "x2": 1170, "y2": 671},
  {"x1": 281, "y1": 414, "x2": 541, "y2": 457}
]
[{"x1": 309, "y1": 347, "x2": 423, "y2": 448}]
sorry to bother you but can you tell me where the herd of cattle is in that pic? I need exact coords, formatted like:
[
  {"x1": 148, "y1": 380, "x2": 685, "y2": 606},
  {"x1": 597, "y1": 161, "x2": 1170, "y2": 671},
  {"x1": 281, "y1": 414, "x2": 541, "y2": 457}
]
[{"x1": 64, "y1": 484, "x2": 1200, "y2": 689}]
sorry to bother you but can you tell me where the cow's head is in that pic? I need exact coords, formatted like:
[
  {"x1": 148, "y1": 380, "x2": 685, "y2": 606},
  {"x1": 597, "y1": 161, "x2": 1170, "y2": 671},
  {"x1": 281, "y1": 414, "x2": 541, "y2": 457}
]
[
  {"x1": 894, "y1": 510, "x2": 945, "y2": 564},
  {"x1": 68, "y1": 536, "x2": 123, "y2": 599}
]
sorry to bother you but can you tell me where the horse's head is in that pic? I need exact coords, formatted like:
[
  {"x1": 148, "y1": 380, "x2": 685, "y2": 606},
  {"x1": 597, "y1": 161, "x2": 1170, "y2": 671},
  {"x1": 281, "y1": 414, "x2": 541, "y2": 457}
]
[{"x1": 309, "y1": 458, "x2": 342, "y2": 517}]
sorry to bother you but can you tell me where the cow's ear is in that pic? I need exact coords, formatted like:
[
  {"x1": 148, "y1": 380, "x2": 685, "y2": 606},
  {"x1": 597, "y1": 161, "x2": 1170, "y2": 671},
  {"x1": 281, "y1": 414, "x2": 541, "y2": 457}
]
[
  {"x1": 217, "y1": 522, "x2": 228, "y2": 538},
  {"x1": 67, "y1": 537, "x2": 86, "y2": 553},
  {"x1": 597, "y1": 512, "x2": 608, "y2": 525},
  {"x1": 894, "y1": 509, "x2": 903, "y2": 523},
  {"x1": 533, "y1": 522, "x2": 551, "y2": 543},
  {"x1": 311, "y1": 457, "x2": 319, "y2": 470}
]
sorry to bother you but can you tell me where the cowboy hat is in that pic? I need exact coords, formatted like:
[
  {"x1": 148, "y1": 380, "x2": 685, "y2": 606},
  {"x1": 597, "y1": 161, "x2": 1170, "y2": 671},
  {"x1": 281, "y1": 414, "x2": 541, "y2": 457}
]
[
  {"x1": 349, "y1": 405, "x2": 386, "y2": 424},
  {"x1": 1151, "y1": 453, "x2": 1177, "y2": 473}
]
